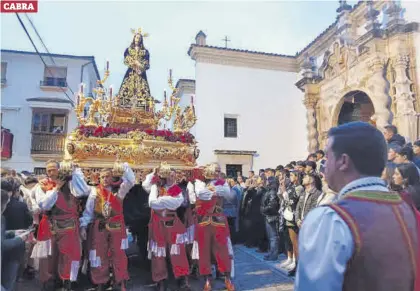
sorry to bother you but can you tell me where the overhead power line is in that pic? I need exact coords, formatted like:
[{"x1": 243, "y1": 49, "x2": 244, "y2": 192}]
[
  {"x1": 24, "y1": 13, "x2": 76, "y2": 97},
  {"x1": 15, "y1": 13, "x2": 75, "y2": 107}
]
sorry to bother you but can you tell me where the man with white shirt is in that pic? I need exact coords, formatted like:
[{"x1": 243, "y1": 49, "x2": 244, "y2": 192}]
[
  {"x1": 142, "y1": 164, "x2": 191, "y2": 291},
  {"x1": 295, "y1": 122, "x2": 418, "y2": 291},
  {"x1": 187, "y1": 163, "x2": 235, "y2": 291},
  {"x1": 33, "y1": 160, "x2": 91, "y2": 291},
  {"x1": 79, "y1": 163, "x2": 135, "y2": 291}
]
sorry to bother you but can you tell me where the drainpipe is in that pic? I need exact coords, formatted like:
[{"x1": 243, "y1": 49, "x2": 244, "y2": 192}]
[{"x1": 80, "y1": 61, "x2": 93, "y2": 93}]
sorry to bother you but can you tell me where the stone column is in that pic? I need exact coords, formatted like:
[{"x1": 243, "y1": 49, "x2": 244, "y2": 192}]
[
  {"x1": 367, "y1": 56, "x2": 392, "y2": 131},
  {"x1": 393, "y1": 54, "x2": 417, "y2": 141},
  {"x1": 304, "y1": 92, "x2": 319, "y2": 153},
  {"x1": 296, "y1": 54, "x2": 321, "y2": 153}
]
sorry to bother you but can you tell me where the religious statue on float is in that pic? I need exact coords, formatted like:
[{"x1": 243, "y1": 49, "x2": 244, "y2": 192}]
[{"x1": 119, "y1": 28, "x2": 152, "y2": 109}]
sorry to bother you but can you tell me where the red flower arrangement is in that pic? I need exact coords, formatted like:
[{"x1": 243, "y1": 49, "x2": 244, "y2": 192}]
[{"x1": 76, "y1": 125, "x2": 195, "y2": 144}]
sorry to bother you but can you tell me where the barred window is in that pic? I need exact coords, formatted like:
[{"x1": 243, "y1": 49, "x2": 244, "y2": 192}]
[{"x1": 224, "y1": 118, "x2": 237, "y2": 138}]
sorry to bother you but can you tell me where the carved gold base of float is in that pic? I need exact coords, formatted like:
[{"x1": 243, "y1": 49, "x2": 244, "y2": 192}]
[{"x1": 64, "y1": 130, "x2": 199, "y2": 171}]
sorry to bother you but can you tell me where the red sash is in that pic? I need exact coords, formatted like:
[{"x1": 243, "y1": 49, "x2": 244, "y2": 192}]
[{"x1": 97, "y1": 185, "x2": 122, "y2": 214}]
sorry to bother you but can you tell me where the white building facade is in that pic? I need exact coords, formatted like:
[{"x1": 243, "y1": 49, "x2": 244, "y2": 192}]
[
  {"x1": 1, "y1": 49, "x2": 100, "y2": 172},
  {"x1": 179, "y1": 33, "x2": 307, "y2": 176},
  {"x1": 177, "y1": 0, "x2": 420, "y2": 177}
]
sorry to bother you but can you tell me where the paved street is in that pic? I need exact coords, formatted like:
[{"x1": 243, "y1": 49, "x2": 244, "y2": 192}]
[{"x1": 16, "y1": 245, "x2": 294, "y2": 291}]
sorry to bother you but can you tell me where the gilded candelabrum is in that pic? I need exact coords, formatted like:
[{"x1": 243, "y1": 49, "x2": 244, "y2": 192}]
[
  {"x1": 156, "y1": 69, "x2": 181, "y2": 122},
  {"x1": 75, "y1": 68, "x2": 114, "y2": 127}
]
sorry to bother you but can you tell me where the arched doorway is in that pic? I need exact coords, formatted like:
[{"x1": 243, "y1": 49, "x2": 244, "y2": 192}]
[{"x1": 337, "y1": 91, "x2": 375, "y2": 125}]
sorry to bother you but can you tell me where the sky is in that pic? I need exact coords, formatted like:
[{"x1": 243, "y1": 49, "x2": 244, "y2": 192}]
[{"x1": 2, "y1": 0, "x2": 415, "y2": 101}]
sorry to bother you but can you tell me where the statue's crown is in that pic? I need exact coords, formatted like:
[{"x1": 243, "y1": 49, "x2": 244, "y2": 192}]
[{"x1": 131, "y1": 28, "x2": 149, "y2": 38}]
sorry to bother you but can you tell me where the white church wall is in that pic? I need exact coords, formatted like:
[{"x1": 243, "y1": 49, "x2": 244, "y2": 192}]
[{"x1": 194, "y1": 62, "x2": 307, "y2": 171}]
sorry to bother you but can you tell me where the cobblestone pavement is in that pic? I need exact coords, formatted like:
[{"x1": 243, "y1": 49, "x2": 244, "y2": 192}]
[{"x1": 16, "y1": 245, "x2": 294, "y2": 291}]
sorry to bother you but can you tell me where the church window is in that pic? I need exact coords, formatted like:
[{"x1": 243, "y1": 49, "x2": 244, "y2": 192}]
[{"x1": 224, "y1": 117, "x2": 237, "y2": 138}]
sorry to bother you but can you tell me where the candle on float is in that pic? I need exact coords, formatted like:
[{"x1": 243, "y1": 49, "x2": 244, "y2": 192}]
[
  {"x1": 191, "y1": 95, "x2": 194, "y2": 105},
  {"x1": 109, "y1": 86, "x2": 113, "y2": 99},
  {"x1": 106, "y1": 60, "x2": 109, "y2": 71},
  {"x1": 164, "y1": 90, "x2": 167, "y2": 103},
  {"x1": 80, "y1": 83, "x2": 84, "y2": 94},
  {"x1": 76, "y1": 94, "x2": 80, "y2": 106},
  {"x1": 169, "y1": 69, "x2": 172, "y2": 80}
]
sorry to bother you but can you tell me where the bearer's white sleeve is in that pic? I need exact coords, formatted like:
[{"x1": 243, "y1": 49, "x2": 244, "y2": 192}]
[
  {"x1": 80, "y1": 187, "x2": 97, "y2": 227},
  {"x1": 215, "y1": 182, "x2": 231, "y2": 198},
  {"x1": 195, "y1": 180, "x2": 214, "y2": 200},
  {"x1": 69, "y1": 167, "x2": 91, "y2": 197},
  {"x1": 148, "y1": 185, "x2": 184, "y2": 210},
  {"x1": 117, "y1": 163, "x2": 136, "y2": 200},
  {"x1": 295, "y1": 207, "x2": 354, "y2": 291},
  {"x1": 142, "y1": 173, "x2": 154, "y2": 193},
  {"x1": 34, "y1": 184, "x2": 58, "y2": 211},
  {"x1": 187, "y1": 181, "x2": 196, "y2": 204}
]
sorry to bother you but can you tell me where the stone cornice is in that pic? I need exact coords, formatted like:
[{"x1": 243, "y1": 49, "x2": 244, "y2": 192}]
[
  {"x1": 295, "y1": 1, "x2": 387, "y2": 65},
  {"x1": 176, "y1": 79, "x2": 196, "y2": 96},
  {"x1": 188, "y1": 45, "x2": 298, "y2": 72},
  {"x1": 214, "y1": 150, "x2": 257, "y2": 156}
]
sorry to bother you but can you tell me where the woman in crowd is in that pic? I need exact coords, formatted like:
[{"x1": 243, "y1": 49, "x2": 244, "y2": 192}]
[
  {"x1": 393, "y1": 163, "x2": 420, "y2": 210},
  {"x1": 317, "y1": 173, "x2": 336, "y2": 206},
  {"x1": 381, "y1": 162, "x2": 403, "y2": 192},
  {"x1": 242, "y1": 176, "x2": 267, "y2": 251},
  {"x1": 224, "y1": 178, "x2": 243, "y2": 244},
  {"x1": 279, "y1": 170, "x2": 302, "y2": 275}
]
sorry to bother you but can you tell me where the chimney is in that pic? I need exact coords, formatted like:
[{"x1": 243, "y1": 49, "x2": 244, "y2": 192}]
[{"x1": 195, "y1": 30, "x2": 207, "y2": 46}]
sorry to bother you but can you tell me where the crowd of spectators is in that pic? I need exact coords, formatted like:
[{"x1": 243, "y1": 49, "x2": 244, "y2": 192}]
[{"x1": 221, "y1": 125, "x2": 420, "y2": 278}]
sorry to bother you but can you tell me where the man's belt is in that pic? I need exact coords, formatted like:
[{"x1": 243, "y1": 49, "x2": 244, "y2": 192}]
[
  {"x1": 97, "y1": 220, "x2": 123, "y2": 232},
  {"x1": 51, "y1": 219, "x2": 76, "y2": 233},
  {"x1": 154, "y1": 209, "x2": 177, "y2": 218},
  {"x1": 197, "y1": 213, "x2": 226, "y2": 226},
  {"x1": 153, "y1": 210, "x2": 178, "y2": 228}
]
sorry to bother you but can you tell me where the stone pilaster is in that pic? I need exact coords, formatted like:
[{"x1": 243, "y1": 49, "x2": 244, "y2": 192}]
[
  {"x1": 392, "y1": 54, "x2": 417, "y2": 141},
  {"x1": 367, "y1": 56, "x2": 392, "y2": 131},
  {"x1": 296, "y1": 54, "x2": 321, "y2": 153},
  {"x1": 303, "y1": 92, "x2": 319, "y2": 153}
]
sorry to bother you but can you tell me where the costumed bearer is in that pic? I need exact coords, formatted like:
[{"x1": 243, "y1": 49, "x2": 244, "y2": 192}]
[
  {"x1": 143, "y1": 162, "x2": 191, "y2": 291},
  {"x1": 79, "y1": 161, "x2": 135, "y2": 291},
  {"x1": 187, "y1": 163, "x2": 235, "y2": 291},
  {"x1": 33, "y1": 160, "x2": 91, "y2": 291}
]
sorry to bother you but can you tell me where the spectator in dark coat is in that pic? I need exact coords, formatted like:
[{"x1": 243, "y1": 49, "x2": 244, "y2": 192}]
[
  {"x1": 295, "y1": 172, "x2": 322, "y2": 229},
  {"x1": 1, "y1": 190, "x2": 28, "y2": 291},
  {"x1": 1, "y1": 178, "x2": 32, "y2": 231},
  {"x1": 413, "y1": 140, "x2": 420, "y2": 168},
  {"x1": 383, "y1": 125, "x2": 406, "y2": 147},
  {"x1": 261, "y1": 176, "x2": 280, "y2": 261}
]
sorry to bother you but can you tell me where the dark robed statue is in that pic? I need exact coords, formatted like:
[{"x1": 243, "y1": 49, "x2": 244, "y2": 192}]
[{"x1": 118, "y1": 29, "x2": 152, "y2": 108}]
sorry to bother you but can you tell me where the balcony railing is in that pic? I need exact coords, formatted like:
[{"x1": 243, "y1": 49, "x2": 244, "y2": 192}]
[
  {"x1": 31, "y1": 132, "x2": 65, "y2": 155},
  {"x1": 40, "y1": 78, "x2": 68, "y2": 88}
]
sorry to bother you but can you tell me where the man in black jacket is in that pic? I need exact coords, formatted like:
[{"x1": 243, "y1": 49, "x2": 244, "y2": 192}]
[
  {"x1": 1, "y1": 189, "x2": 28, "y2": 291},
  {"x1": 1, "y1": 177, "x2": 33, "y2": 231},
  {"x1": 261, "y1": 176, "x2": 280, "y2": 261},
  {"x1": 383, "y1": 125, "x2": 406, "y2": 147}
]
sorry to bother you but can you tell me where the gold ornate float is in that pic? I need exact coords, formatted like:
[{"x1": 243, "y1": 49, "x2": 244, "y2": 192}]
[{"x1": 64, "y1": 29, "x2": 199, "y2": 174}]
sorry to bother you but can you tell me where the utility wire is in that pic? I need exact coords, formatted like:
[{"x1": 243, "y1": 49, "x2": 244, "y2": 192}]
[
  {"x1": 15, "y1": 13, "x2": 75, "y2": 107},
  {"x1": 24, "y1": 13, "x2": 76, "y2": 97}
]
